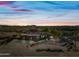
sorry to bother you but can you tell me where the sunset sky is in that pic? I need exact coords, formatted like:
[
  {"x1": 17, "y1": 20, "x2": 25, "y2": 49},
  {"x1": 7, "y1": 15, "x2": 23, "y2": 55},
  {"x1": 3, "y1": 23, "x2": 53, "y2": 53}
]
[{"x1": 0, "y1": 1, "x2": 79, "y2": 26}]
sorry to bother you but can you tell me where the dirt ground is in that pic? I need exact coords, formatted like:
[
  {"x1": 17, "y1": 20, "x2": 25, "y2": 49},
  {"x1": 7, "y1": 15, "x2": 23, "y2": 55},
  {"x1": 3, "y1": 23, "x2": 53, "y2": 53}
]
[{"x1": 0, "y1": 39, "x2": 78, "y2": 57}]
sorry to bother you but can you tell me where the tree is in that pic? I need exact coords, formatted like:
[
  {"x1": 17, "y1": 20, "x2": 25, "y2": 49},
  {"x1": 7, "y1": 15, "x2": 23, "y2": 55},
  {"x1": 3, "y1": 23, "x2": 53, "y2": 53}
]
[
  {"x1": 49, "y1": 30, "x2": 61, "y2": 39},
  {"x1": 42, "y1": 28, "x2": 49, "y2": 32}
]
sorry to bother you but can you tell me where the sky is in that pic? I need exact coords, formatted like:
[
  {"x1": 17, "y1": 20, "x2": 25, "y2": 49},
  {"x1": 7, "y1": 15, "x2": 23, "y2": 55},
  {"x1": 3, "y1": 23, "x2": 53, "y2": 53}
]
[{"x1": 0, "y1": 1, "x2": 79, "y2": 26}]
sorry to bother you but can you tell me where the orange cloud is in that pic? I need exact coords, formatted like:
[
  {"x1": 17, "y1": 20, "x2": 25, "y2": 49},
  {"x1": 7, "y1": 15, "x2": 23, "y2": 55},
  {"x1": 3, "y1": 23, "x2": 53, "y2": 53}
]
[
  {"x1": 0, "y1": 19, "x2": 79, "y2": 26},
  {"x1": 46, "y1": 22, "x2": 79, "y2": 26}
]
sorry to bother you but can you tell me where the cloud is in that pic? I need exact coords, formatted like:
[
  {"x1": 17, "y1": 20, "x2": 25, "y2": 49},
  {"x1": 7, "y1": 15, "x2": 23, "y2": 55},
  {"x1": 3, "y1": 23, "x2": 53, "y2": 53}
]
[
  {"x1": 0, "y1": 19, "x2": 79, "y2": 26},
  {"x1": 14, "y1": 9, "x2": 32, "y2": 12},
  {"x1": 0, "y1": 1, "x2": 79, "y2": 26},
  {"x1": 0, "y1": 1, "x2": 15, "y2": 5}
]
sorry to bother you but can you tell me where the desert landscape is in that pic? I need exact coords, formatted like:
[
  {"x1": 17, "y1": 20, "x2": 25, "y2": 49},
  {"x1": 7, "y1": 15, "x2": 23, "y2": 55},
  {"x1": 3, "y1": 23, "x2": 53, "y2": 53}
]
[{"x1": 0, "y1": 25, "x2": 79, "y2": 57}]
